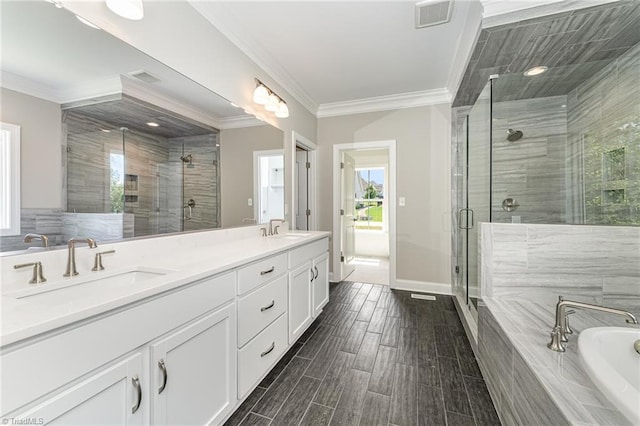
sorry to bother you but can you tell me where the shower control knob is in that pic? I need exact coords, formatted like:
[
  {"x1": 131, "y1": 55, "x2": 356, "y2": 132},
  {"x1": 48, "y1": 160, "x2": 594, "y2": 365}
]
[{"x1": 502, "y1": 198, "x2": 519, "y2": 212}]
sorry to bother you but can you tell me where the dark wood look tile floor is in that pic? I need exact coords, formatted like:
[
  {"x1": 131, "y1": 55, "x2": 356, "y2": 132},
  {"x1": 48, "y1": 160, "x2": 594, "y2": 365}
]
[{"x1": 225, "y1": 282, "x2": 501, "y2": 426}]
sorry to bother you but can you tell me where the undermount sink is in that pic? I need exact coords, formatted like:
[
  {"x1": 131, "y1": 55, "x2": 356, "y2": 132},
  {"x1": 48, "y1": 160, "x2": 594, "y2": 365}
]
[
  {"x1": 9, "y1": 267, "x2": 174, "y2": 305},
  {"x1": 578, "y1": 326, "x2": 640, "y2": 424},
  {"x1": 283, "y1": 233, "x2": 311, "y2": 239}
]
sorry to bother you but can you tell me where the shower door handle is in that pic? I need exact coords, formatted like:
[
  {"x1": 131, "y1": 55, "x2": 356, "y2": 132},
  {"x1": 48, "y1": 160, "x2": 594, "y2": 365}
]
[{"x1": 457, "y1": 208, "x2": 474, "y2": 230}]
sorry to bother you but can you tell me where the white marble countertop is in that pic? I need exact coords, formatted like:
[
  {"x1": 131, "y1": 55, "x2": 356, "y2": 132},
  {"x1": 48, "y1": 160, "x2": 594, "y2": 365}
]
[
  {"x1": 0, "y1": 230, "x2": 329, "y2": 347},
  {"x1": 483, "y1": 297, "x2": 634, "y2": 426}
]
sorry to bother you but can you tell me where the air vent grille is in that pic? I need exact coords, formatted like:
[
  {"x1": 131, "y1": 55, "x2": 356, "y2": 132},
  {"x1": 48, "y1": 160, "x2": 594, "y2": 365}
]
[
  {"x1": 415, "y1": 0, "x2": 453, "y2": 29},
  {"x1": 128, "y1": 70, "x2": 161, "y2": 84}
]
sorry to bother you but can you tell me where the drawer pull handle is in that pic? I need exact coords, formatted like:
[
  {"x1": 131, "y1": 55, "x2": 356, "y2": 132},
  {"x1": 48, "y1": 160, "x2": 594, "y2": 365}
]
[
  {"x1": 260, "y1": 266, "x2": 275, "y2": 276},
  {"x1": 261, "y1": 342, "x2": 276, "y2": 357},
  {"x1": 158, "y1": 359, "x2": 168, "y2": 394},
  {"x1": 314, "y1": 266, "x2": 319, "y2": 280},
  {"x1": 132, "y1": 375, "x2": 142, "y2": 414},
  {"x1": 310, "y1": 268, "x2": 314, "y2": 282},
  {"x1": 261, "y1": 300, "x2": 275, "y2": 312}
]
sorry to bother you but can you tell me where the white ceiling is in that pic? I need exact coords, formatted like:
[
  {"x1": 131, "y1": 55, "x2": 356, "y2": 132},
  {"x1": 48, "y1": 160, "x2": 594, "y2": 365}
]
[{"x1": 191, "y1": 0, "x2": 475, "y2": 112}]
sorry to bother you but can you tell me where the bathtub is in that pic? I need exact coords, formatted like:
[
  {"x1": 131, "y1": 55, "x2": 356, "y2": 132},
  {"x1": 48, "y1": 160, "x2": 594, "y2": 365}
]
[{"x1": 578, "y1": 327, "x2": 640, "y2": 425}]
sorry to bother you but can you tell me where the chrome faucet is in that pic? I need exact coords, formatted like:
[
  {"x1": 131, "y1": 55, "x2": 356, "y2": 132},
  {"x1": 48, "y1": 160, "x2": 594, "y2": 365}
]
[
  {"x1": 548, "y1": 296, "x2": 638, "y2": 352},
  {"x1": 24, "y1": 233, "x2": 49, "y2": 248},
  {"x1": 64, "y1": 238, "x2": 97, "y2": 277},
  {"x1": 268, "y1": 218, "x2": 285, "y2": 236}
]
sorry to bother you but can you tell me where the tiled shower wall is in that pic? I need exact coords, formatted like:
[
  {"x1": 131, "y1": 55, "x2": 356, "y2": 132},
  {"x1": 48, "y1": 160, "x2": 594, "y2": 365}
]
[
  {"x1": 566, "y1": 44, "x2": 640, "y2": 225},
  {"x1": 480, "y1": 223, "x2": 640, "y2": 315}
]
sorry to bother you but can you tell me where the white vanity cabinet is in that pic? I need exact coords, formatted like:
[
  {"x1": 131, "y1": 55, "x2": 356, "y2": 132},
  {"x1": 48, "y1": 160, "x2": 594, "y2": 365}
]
[
  {"x1": 12, "y1": 352, "x2": 144, "y2": 425},
  {"x1": 1, "y1": 272, "x2": 237, "y2": 425},
  {"x1": 288, "y1": 239, "x2": 330, "y2": 343},
  {"x1": 150, "y1": 302, "x2": 236, "y2": 425}
]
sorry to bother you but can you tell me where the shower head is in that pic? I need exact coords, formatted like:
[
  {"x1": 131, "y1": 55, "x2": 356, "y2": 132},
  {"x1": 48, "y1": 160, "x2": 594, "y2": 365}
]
[
  {"x1": 506, "y1": 129, "x2": 523, "y2": 142},
  {"x1": 180, "y1": 154, "x2": 192, "y2": 163}
]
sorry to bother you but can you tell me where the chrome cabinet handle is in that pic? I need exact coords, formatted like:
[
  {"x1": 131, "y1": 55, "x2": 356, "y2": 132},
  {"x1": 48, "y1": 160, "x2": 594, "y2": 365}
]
[
  {"x1": 158, "y1": 359, "x2": 168, "y2": 394},
  {"x1": 260, "y1": 266, "x2": 275, "y2": 275},
  {"x1": 310, "y1": 268, "x2": 314, "y2": 282},
  {"x1": 131, "y1": 375, "x2": 142, "y2": 414},
  {"x1": 314, "y1": 266, "x2": 319, "y2": 280},
  {"x1": 261, "y1": 300, "x2": 275, "y2": 312},
  {"x1": 261, "y1": 342, "x2": 275, "y2": 357}
]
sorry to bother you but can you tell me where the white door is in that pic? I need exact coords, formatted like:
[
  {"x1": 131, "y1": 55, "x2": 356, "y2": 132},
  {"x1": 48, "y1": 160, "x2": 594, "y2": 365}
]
[
  {"x1": 295, "y1": 149, "x2": 309, "y2": 231},
  {"x1": 312, "y1": 252, "x2": 329, "y2": 317},
  {"x1": 15, "y1": 353, "x2": 144, "y2": 425},
  {"x1": 341, "y1": 152, "x2": 356, "y2": 280},
  {"x1": 288, "y1": 262, "x2": 313, "y2": 343},
  {"x1": 150, "y1": 303, "x2": 236, "y2": 426}
]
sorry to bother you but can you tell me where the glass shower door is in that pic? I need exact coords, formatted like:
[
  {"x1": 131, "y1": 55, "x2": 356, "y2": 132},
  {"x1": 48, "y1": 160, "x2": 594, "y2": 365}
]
[{"x1": 461, "y1": 81, "x2": 492, "y2": 324}]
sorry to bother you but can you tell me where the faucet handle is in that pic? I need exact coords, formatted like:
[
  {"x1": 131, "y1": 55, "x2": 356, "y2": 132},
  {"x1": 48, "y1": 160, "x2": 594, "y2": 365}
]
[
  {"x1": 563, "y1": 309, "x2": 575, "y2": 336},
  {"x1": 14, "y1": 261, "x2": 47, "y2": 284},
  {"x1": 92, "y1": 250, "x2": 115, "y2": 271}
]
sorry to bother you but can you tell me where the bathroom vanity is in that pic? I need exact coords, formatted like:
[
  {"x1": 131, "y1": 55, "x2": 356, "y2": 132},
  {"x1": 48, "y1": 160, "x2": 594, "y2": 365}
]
[{"x1": 0, "y1": 227, "x2": 329, "y2": 425}]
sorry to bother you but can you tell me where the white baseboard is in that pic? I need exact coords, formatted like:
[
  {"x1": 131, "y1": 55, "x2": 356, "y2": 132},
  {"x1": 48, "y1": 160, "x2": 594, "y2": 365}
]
[{"x1": 393, "y1": 279, "x2": 452, "y2": 295}]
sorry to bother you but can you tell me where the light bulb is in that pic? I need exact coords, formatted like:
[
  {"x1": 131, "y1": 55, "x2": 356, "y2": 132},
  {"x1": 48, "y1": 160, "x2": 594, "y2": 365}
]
[
  {"x1": 106, "y1": 0, "x2": 144, "y2": 21},
  {"x1": 253, "y1": 85, "x2": 269, "y2": 105},
  {"x1": 265, "y1": 93, "x2": 279, "y2": 112},
  {"x1": 275, "y1": 101, "x2": 289, "y2": 118}
]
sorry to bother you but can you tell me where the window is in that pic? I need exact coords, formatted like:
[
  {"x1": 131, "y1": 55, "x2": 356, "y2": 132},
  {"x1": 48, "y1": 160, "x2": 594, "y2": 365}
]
[
  {"x1": 0, "y1": 122, "x2": 21, "y2": 236},
  {"x1": 354, "y1": 168, "x2": 384, "y2": 231}
]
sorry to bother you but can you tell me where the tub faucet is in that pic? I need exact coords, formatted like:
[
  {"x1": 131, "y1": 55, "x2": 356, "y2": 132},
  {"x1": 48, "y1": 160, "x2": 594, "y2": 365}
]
[
  {"x1": 548, "y1": 296, "x2": 638, "y2": 352},
  {"x1": 24, "y1": 233, "x2": 49, "y2": 247},
  {"x1": 64, "y1": 238, "x2": 97, "y2": 277}
]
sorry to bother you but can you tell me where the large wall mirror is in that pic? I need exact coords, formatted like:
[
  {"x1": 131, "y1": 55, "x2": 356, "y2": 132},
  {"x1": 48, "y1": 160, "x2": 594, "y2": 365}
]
[{"x1": 0, "y1": 1, "x2": 285, "y2": 253}]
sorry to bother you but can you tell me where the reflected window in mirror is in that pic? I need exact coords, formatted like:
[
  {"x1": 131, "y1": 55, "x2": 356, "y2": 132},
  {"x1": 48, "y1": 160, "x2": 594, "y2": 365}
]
[{"x1": 0, "y1": 122, "x2": 21, "y2": 236}]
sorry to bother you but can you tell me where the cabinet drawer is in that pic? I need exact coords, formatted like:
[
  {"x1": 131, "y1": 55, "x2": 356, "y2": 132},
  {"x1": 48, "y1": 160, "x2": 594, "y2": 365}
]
[
  {"x1": 289, "y1": 238, "x2": 328, "y2": 269},
  {"x1": 237, "y1": 253, "x2": 287, "y2": 295},
  {"x1": 237, "y1": 314, "x2": 287, "y2": 398},
  {"x1": 237, "y1": 275, "x2": 287, "y2": 347}
]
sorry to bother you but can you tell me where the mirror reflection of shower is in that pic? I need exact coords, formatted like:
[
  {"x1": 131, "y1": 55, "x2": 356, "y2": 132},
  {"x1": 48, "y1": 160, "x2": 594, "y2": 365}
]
[
  {"x1": 506, "y1": 128, "x2": 524, "y2": 142},
  {"x1": 180, "y1": 153, "x2": 195, "y2": 168}
]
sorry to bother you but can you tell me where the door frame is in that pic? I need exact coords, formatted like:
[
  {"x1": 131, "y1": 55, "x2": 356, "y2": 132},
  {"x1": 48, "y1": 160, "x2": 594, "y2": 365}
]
[
  {"x1": 253, "y1": 149, "x2": 284, "y2": 224},
  {"x1": 292, "y1": 131, "x2": 317, "y2": 231},
  {"x1": 332, "y1": 140, "x2": 397, "y2": 287}
]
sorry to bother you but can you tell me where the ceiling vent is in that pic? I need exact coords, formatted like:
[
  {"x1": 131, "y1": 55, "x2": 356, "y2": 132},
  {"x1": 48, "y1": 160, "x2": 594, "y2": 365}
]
[
  {"x1": 415, "y1": 0, "x2": 454, "y2": 29},
  {"x1": 128, "y1": 70, "x2": 161, "y2": 84}
]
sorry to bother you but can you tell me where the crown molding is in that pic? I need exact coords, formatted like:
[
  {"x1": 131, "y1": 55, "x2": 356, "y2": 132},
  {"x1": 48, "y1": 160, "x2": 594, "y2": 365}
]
[
  {"x1": 218, "y1": 115, "x2": 266, "y2": 130},
  {"x1": 188, "y1": 1, "x2": 319, "y2": 116},
  {"x1": 317, "y1": 89, "x2": 452, "y2": 118},
  {"x1": 0, "y1": 71, "x2": 121, "y2": 104}
]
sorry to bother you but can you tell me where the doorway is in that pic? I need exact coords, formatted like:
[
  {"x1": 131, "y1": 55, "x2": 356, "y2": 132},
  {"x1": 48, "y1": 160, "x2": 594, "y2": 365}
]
[
  {"x1": 253, "y1": 149, "x2": 284, "y2": 224},
  {"x1": 293, "y1": 132, "x2": 317, "y2": 231},
  {"x1": 333, "y1": 141, "x2": 396, "y2": 287}
]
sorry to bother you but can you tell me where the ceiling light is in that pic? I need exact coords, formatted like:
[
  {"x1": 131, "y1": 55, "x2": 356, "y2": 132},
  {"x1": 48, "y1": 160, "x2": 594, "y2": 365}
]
[
  {"x1": 265, "y1": 93, "x2": 279, "y2": 112},
  {"x1": 106, "y1": 0, "x2": 144, "y2": 21},
  {"x1": 275, "y1": 101, "x2": 289, "y2": 118},
  {"x1": 147, "y1": 122, "x2": 159, "y2": 127},
  {"x1": 253, "y1": 84, "x2": 269, "y2": 105},
  {"x1": 524, "y1": 66, "x2": 548, "y2": 77},
  {"x1": 76, "y1": 15, "x2": 101, "y2": 29}
]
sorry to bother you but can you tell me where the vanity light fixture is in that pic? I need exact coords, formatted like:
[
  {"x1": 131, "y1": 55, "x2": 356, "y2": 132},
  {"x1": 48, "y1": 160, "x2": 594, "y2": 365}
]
[
  {"x1": 106, "y1": 0, "x2": 144, "y2": 21},
  {"x1": 252, "y1": 78, "x2": 289, "y2": 118},
  {"x1": 524, "y1": 66, "x2": 548, "y2": 76},
  {"x1": 146, "y1": 122, "x2": 159, "y2": 127}
]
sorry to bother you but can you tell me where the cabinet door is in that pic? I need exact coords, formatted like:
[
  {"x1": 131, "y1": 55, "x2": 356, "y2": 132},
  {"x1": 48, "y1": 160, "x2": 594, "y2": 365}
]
[
  {"x1": 13, "y1": 352, "x2": 144, "y2": 425},
  {"x1": 288, "y1": 262, "x2": 313, "y2": 343},
  {"x1": 150, "y1": 303, "x2": 237, "y2": 426},
  {"x1": 312, "y1": 252, "x2": 329, "y2": 317}
]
